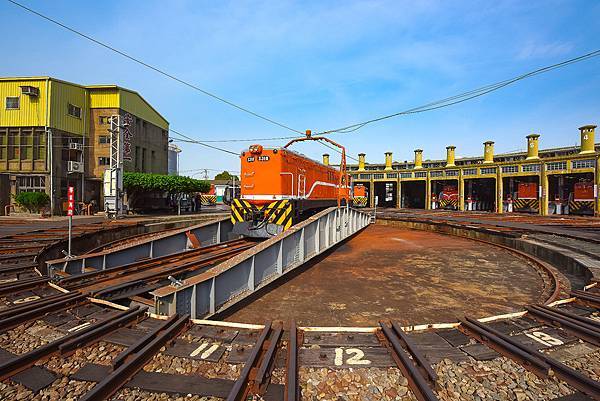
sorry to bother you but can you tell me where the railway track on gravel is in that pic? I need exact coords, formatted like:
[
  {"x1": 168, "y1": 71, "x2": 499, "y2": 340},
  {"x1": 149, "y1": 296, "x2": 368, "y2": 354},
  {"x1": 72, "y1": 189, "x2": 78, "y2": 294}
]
[
  {"x1": 0, "y1": 214, "x2": 600, "y2": 400},
  {"x1": 52, "y1": 238, "x2": 257, "y2": 302},
  {"x1": 1, "y1": 282, "x2": 600, "y2": 400}
]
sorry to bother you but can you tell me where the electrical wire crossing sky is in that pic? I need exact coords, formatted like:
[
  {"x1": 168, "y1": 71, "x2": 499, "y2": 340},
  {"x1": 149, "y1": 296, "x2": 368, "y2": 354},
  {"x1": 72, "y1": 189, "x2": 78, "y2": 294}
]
[{"x1": 1, "y1": 1, "x2": 599, "y2": 175}]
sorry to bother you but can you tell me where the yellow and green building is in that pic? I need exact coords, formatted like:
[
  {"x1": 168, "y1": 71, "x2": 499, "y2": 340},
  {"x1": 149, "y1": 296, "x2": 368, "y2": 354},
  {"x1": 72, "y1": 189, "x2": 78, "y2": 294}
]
[{"x1": 0, "y1": 76, "x2": 169, "y2": 214}]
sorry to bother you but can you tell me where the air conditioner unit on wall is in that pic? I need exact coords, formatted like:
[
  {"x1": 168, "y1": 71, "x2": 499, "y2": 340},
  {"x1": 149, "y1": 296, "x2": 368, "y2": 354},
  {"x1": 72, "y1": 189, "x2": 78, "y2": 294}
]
[
  {"x1": 20, "y1": 86, "x2": 40, "y2": 97},
  {"x1": 68, "y1": 161, "x2": 84, "y2": 173},
  {"x1": 69, "y1": 143, "x2": 83, "y2": 151}
]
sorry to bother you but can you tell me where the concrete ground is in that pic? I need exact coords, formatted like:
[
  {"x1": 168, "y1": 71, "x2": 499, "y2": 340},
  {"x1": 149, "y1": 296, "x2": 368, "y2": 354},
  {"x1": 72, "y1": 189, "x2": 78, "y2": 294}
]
[{"x1": 224, "y1": 224, "x2": 549, "y2": 327}]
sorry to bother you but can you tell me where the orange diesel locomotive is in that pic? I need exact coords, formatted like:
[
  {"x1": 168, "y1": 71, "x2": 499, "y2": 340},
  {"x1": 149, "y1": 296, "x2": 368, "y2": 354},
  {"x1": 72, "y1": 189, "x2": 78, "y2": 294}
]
[{"x1": 231, "y1": 131, "x2": 350, "y2": 237}]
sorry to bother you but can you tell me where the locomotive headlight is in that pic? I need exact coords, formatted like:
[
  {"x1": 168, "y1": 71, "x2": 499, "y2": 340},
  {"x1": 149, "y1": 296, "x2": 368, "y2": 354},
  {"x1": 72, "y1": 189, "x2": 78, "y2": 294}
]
[
  {"x1": 249, "y1": 144, "x2": 263, "y2": 154},
  {"x1": 273, "y1": 149, "x2": 278, "y2": 154}
]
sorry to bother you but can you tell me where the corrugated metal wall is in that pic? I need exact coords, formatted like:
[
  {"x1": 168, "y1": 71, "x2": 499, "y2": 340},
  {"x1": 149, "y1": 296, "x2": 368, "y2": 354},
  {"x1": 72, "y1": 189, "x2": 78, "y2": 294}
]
[
  {"x1": 88, "y1": 88, "x2": 119, "y2": 109},
  {"x1": 119, "y1": 89, "x2": 168, "y2": 130},
  {"x1": 49, "y1": 80, "x2": 87, "y2": 135},
  {"x1": 0, "y1": 78, "x2": 49, "y2": 127},
  {"x1": 1, "y1": 78, "x2": 168, "y2": 134}
]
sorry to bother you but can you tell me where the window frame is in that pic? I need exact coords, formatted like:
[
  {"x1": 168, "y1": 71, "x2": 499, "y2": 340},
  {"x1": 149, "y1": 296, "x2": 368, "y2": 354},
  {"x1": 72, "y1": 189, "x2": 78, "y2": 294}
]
[
  {"x1": 5, "y1": 96, "x2": 19, "y2": 110},
  {"x1": 67, "y1": 103, "x2": 82, "y2": 119}
]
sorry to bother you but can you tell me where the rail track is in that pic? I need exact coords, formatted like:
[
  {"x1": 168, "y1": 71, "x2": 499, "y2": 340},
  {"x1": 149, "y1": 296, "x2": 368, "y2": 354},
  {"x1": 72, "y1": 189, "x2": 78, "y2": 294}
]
[
  {"x1": 52, "y1": 238, "x2": 257, "y2": 303},
  {"x1": 0, "y1": 213, "x2": 599, "y2": 400},
  {"x1": 0, "y1": 283, "x2": 599, "y2": 400}
]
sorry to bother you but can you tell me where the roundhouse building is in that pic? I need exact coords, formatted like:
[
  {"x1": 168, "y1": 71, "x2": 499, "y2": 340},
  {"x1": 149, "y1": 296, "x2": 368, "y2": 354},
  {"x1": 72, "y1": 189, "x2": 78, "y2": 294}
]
[
  {"x1": 348, "y1": 125, "x2": 600, "y2": 216},
  {"x1": 0, "y1": 77, "x2": 169, "y2": 214}
]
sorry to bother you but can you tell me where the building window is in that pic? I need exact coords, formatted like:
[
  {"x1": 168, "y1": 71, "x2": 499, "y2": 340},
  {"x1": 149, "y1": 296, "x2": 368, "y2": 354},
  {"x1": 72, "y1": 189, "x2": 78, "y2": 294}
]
[
  {"x1": 5, "y1": 97, "x2": 19, "y2": 109},
  {"x1": 572, "y1": 159, "x2": 595, "y2": 169},
  {"x1": 99, "y1": 135, "x2": 110, "y2": 144},
  {"x1": 98, "y1": 116, "x2": 111, "y2": 125},
  {"x1": 17, "y1": 176, "x2": 45, "y2": 194},
  {"x1": 373, "y1": 173, "x2": 384, "y2": 179},
  {"x1": 400, "y1": 172, "x2": 412, "y2": 178},
  {"x1": 480, "y1": 167, "x2": 496, "y2": 175},
  {"x1": 68, "y1": 103, "x2": 81, "y2": 119},
  {"x1": 386, "y1": 173, "x2": 398, "y2": 179},
  {"x1": 430, "y1": 171, "x2": 443, "y2": 177},
  {"x1": 546, "y1": 161, "x2": 567, "y2": 171},
  {"x1": 415, "y1": 171, "x2": 427, "y2": 178},
  {"x1": 501, "y1": 165, "x2": 518, "y2": 174},
  {"x1": 522, "y1": 164, "x2": 540, "y2": 172},
  {"x1": 359, "y1": 173, "x2": 371, "y2": 180},
  {"x1": 446, "y1": 170, "x2": 458, "y2": 176},
  {"x1": 98, "y1": 157, "x2": 110, "y2": 166},
  {"x1": 463, "y1": 168, "x2": 477, "y2": 176}
]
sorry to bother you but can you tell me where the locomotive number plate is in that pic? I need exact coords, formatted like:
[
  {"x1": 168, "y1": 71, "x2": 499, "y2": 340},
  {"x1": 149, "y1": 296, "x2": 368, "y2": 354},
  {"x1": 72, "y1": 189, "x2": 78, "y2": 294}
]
[
  {"x1": 258, "y1": 156, "x2": 270, "y2": 161},
  {"x1": 246, "y1": 157, "x2": 255, "y2": 162}
]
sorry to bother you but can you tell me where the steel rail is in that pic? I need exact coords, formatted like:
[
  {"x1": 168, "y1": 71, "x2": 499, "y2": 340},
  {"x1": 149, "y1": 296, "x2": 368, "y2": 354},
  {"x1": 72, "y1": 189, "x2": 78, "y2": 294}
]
[
  {"x1": 56, "y1": 239, "x2": 247, "y2": 286},
  {"x1": 0, "y1": 291, "x2": 88, "y2": 333},
  {"x1": 0, "y1": 306, "x2": 147, "y2": 381},
  {"x1": 459, "y1": 316, "x2": 600, "y2": 399},
  {"x1": 253, "y1": 322, "x2": 283, "y2": 395},
  {"x1": 0, "y1": 276, "x2": 49, "y2": 295},
  {"x1": 60, "y1": 240, "x2": 254, "y2": 290},
  {"x1": 227, "y1": 322, "x2": 273, "y2": 401},
  {"x1": 537, "y1": 304, "x2": 600, "y2": 329},
  {"x1": 390, "y1": 321, "x2": 437, "y2": 383},
  {"x1": 79, "y1": 314, "x2": 190, "y2": 401},
  {"x1": 378, "y1": 321, "x2": 439, "y2": 401},
  {"x1": 285, "y1": 320, "x2": 299, "y2": 401},
  {"x1": 572, "y1": 290, "x2": 600, "y2": 308},
  {"x1": 525, "y1": 305, "x2": 600, "y2": 346},
  {"x1": 0, "y1": 291, "x2": 79, "y2": 320},
  {"x1": 84, "y1": 243, "x2": 256, "y2": 298}
]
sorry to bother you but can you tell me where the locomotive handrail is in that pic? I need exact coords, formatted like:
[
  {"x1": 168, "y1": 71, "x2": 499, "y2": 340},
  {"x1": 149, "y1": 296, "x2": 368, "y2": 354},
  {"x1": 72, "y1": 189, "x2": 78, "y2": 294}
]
[
  {"x1": 280, "y1": 172, "x2": 295, "y2": 197},
  {"x1": 283, "y1": 130, "x2": 349, "y2": 207}
]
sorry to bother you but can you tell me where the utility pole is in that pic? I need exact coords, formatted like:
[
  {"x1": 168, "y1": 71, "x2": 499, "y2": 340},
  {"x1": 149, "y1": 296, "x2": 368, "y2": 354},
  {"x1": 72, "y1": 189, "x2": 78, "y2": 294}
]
[{"x1": 104, "y1": 115, "x2": 124, "y2": 218}]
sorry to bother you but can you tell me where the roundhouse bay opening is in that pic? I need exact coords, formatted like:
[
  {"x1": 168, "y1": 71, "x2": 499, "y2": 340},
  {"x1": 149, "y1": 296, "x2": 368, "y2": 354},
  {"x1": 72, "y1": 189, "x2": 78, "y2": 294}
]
[
  {"x1": 502, "y1": 175, "x2": 540, "y2": 213},
  {"x1": 374, "y1": 180, "x2": 397, "y2": 208},
  {"x1": 400, "y1": 180, "x2": 426, "y2": 209},
  {"x1": 548, "y1": 171, "x2": 595, "y2": 215},
  {"x1": 431, "y1": 179, "x2": 459, "y2": 210},
  {"x1": 464, "y1": 175, "x2": 496, "y2": 211}
]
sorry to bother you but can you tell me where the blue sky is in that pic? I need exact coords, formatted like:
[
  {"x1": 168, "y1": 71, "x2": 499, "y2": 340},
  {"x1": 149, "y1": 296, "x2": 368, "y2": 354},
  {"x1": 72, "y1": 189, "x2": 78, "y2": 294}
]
[{"x1": 1, "y1": 0, "x2": 599, "y2": 177}]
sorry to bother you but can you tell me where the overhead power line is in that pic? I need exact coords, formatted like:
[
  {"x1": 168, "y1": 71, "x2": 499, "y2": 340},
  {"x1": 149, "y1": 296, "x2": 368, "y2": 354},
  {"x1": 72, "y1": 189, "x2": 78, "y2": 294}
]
[
  {"x1": 319, "y1": 49, "x2": 600, "y2": 135},
  {"x1": 169, "y1": 129, "x2": 240, "y2": 155},
  {"x1": 144, "y1": 48, "x2": 600, "y2": 143},
  {"x1": 7, "y1": 0, "x2": 303, "y2": 136}
]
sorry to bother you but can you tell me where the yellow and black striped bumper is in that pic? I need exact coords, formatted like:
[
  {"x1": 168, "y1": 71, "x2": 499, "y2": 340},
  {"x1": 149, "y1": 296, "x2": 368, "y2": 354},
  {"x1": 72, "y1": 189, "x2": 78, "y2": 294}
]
[
  {"x1": 438, "y1": 199, "x2": 458, "y2": 209},
  {"x1": 231, "y1": 199, "x2": 294, "y2": 231},
  {"x1": 569, "y1": 200, "x2": 595, "y2": 214},
  {"x1": 200, "y1": 194, "x2": 217, "y2": 205},
  {"x1": 513, "y1": 198, "x2": 539, "y2": 210},
  {"x1": 352, "y1": 196, "x2": 367, "y2": 208}
]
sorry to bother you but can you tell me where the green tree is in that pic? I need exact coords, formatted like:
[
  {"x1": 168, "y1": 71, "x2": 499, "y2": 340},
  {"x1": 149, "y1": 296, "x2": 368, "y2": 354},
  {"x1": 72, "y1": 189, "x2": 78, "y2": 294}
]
[
  {"x1": 123, "y1": 172, "x2": 210, "y2": 206},
  {"x1": 214, "y1": 171, "x2": 239, "y2": 181}
]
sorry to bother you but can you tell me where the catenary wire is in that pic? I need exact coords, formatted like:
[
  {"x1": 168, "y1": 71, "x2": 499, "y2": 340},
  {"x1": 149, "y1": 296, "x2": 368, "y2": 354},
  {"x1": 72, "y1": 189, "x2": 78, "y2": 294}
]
[
  {"x1": 6, "y1": 0, "x2": 303, "y2": 136},
  {"x1": 319, "y1": 49, "x2": 600, "y2": 135}
]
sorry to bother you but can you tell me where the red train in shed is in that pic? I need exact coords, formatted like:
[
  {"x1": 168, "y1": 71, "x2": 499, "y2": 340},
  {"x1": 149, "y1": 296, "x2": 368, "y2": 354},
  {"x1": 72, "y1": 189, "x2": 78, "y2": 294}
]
[
  {"x1": 231, "y1": 131, "x2": 350, "y2": 237},
  {"x1": 569, "y1": 180, "x2": 595, "y2": 215}
]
